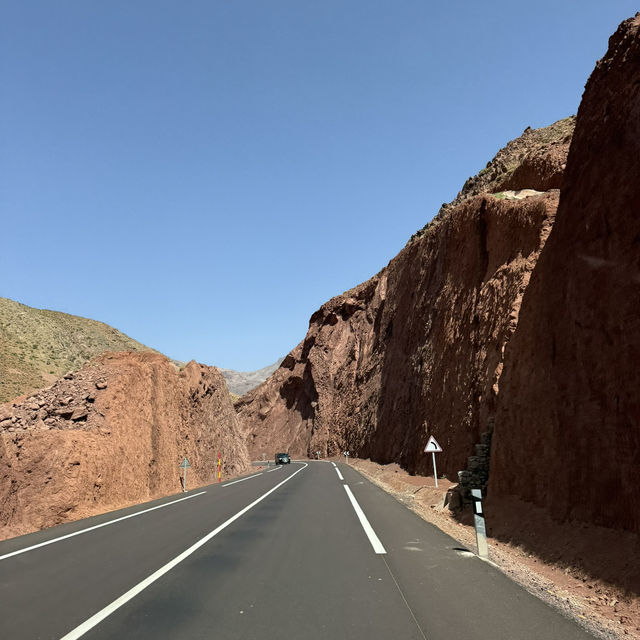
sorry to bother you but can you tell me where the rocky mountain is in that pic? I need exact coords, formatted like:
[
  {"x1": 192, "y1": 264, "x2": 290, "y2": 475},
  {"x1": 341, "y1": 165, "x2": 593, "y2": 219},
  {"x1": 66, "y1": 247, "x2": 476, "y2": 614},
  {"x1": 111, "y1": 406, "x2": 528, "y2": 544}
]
[
  {"x1": 488, "y1": 14, "x2": 640, "y2": 535},
  {"x1": 0, "y1": 297, "x2": 158, "y2": 403},
  {"x1": 237, "y1": 115, "x2": 572, "y2": 470},
  {"x1": 237, "y1": 11, "x2": 640, "y2": 549},
  {"x1": 0, "y1": 352, "x2": 250, "y2": 539},
  {"x1": 412, "y1": 116, "x2": 575, "y2": 241},
  {"x1": 238, "y1": 186, "x2": 559, "y2": 475},
  {"x1": 219, "y1": 359, "x2": 284, "y2": 396}
]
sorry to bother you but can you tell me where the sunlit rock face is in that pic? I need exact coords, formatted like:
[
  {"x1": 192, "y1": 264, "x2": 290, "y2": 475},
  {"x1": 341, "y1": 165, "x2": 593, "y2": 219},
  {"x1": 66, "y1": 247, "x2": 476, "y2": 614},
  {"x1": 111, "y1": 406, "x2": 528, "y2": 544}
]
[
  {"x1": 238, "y1": 187, "x2": 558, "y2": 480},
  {"x1": 0, "y1": 352, "x2": 250, "y2": 539},
  {"x1": 239, "y1": 15, "x2": 640, "y2": 536}
]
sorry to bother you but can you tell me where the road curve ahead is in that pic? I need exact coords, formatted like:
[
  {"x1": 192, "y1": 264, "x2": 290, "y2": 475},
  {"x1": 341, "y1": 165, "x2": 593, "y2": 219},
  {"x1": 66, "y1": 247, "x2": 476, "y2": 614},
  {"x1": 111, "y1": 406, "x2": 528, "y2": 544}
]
[{"x1": 0, "y1": 461, "x2": 596, "y2": 639}]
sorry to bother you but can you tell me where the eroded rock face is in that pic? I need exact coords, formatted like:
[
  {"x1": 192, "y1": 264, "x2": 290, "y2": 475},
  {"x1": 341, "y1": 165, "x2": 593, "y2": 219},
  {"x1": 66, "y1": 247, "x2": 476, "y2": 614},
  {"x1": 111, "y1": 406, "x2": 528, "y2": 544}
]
[
  {"x1": 238, "y1": 191, "x2": 559, "y2": 480},
  {"x1": 238, "y1": 110, "x2": 572, "y2": 472},
  {"x1": 239, "y1": 15, "x2": 640, "y2": 538},
  {"x1": 0, "y1": 352, "x2": 249, "y2": 539},
  {"x1": 489, "y1": 14, "x2": 640, "y2": 534},
  {"x1": 411, "y1": 117, "x2": 575, "y2": 241}
]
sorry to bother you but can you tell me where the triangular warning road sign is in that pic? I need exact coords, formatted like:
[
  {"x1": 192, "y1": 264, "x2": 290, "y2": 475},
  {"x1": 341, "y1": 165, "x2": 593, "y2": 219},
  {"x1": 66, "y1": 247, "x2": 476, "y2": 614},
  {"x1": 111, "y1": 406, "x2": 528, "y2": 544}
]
[
  {"x1": 179, "y1": 457, "x2": 191, "y2": 468},
  {"x1": 424, "y1": 435, "x2": 443, "y2": 453}
]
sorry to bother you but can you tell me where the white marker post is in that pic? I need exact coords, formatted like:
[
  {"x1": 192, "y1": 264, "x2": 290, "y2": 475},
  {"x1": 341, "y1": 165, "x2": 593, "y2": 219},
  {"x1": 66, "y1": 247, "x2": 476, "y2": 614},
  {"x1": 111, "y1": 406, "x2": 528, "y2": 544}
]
[
  {"x1": 179, "y1": 457, "x2": 191, "y2": 492},
  {"x1": 424, "y1": 435, "x2": 443, "y2": 487},
  {"x1": 343, "y1": 451, "x2": 350, "y2": 464},
  {"x1": 471, "y1": 489, "x2": 489, "y2": 558}
]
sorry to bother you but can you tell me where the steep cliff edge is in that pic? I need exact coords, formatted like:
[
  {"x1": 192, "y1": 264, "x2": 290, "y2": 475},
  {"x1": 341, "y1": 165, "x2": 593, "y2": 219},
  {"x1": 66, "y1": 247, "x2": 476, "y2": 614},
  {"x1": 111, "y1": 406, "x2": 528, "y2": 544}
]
[
  {"x1": 0, "y1": 352, "x2": 250, "y2": 539},
  {"x1": 412, "y1": 116, "x2": 574, "y2": 240},
  {"x1": 239, "y1": 14, "x2": 640, "y2": 547},
  {"x1": 239, "y1": 189, "x2": 560, "y2": 479},
  {"x1": 488, "y1": 14, "x2": 640, "y2": 535}
]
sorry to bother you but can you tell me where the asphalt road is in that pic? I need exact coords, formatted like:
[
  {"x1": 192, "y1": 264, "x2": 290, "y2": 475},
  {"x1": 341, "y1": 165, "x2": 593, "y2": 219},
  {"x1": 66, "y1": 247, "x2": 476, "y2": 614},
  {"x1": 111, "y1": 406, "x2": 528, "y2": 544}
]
[{"x1": 0, "y1": 461, "x2": 596, "y2": 639}]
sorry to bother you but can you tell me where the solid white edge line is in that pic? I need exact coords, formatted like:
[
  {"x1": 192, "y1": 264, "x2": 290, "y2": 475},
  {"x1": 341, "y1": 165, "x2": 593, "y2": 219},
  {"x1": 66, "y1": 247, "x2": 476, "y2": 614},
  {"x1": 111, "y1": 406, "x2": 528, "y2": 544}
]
[
  {"x1": 343, "y1": 485, "x2": 386, "y2": 555},
  {"x1": 331, "y1": 462, "x2": 336, "y2": 467},
  {"x1": 335, "y1": 468, "x2": 344, "y2": 481},
  {"x1": 59, "y1": 462, "x2": 308, "y2": 640},
  {"x1": 222, "y1": 472, "x2": 263, "y2": 487},
  {"x1": 0, "y1": 492, "x2": 207, "y2": 562}
]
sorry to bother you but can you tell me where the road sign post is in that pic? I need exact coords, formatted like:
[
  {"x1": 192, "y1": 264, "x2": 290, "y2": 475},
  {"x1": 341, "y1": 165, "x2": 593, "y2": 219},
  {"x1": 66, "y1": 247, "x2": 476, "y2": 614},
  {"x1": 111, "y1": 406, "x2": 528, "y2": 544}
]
[
  {"x1": 431, "y1": 452, "x2": 437, "y2": 486},
  {"x1": 424, "y1": 435, "x2": 443, "y2": 488},
  {"x1": 343, "y1": 451, "x2": 350, "y2": 464},
  {"x1": 218, "y1": 452, "x2": 222, "y2": 483},
  {"x1": 179, "y1": 457, "x2": 191, "y2": 492}
]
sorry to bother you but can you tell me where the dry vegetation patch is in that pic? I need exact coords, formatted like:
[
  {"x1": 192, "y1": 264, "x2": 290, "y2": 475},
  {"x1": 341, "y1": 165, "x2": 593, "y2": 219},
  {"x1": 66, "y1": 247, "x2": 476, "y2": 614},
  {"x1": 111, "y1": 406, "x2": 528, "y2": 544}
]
[{"x1": 0, "y1": 297, "x2": 158, "y2": 402}]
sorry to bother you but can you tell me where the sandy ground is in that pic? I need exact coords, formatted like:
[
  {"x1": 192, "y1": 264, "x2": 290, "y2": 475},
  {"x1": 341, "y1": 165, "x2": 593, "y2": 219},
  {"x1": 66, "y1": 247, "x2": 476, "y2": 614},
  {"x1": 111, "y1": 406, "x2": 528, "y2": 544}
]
[{"x1": 344, "y1": 458, "x2": 639, "y2": 640}]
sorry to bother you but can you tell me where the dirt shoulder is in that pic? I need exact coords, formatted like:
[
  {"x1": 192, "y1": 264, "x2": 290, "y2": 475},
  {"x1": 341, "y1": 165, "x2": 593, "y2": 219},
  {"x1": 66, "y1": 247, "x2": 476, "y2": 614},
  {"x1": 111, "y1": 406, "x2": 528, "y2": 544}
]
[{"x1": 346, "y1": 458, "x2": 639, "y2": 640}]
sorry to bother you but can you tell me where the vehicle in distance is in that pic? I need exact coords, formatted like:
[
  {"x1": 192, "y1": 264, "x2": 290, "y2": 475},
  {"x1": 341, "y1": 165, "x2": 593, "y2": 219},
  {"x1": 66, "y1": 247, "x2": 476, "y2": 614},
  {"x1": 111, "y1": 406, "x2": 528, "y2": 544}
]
[{"x1": 275, "y1": 453, "x2": 291, "y2": 464}]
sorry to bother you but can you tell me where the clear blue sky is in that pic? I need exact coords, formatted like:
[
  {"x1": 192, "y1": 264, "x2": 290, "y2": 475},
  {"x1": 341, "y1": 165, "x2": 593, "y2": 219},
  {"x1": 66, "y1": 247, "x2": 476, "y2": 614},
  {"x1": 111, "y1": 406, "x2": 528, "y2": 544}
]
[{"x1": 2, "y1": 2, "x2": 637, "y2": 370}]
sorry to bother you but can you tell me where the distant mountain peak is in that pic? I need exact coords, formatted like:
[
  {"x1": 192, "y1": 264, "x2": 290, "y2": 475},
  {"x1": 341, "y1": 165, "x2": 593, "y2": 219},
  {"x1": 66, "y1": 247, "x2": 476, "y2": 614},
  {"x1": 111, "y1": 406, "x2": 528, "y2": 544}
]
[{"x1": 219, "y1": 359, "x2": 284, "y2": 396}]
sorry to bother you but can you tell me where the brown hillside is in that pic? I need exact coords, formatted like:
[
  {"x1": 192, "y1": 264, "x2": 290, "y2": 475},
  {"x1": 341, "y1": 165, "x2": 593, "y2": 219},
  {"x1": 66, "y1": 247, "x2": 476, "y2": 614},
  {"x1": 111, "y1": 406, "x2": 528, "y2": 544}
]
[
  {"x1": 238, "y1": 191, "x2": 561, "y2": 476},
  {"x1": 489, "y1": 14, "x2": 640, "y2": 534},
  {"x1": 238, "y1": 13, "x2": 640, "y2": 550},
  {"x1": 0, "y1": 297, "x2": 159, "y2": 403},
  {"x1": 0, "y1": 352, "x2": 249, "y2": 539},
  {"x1": 412, "y1": 116, "x2": 575, "y2": 240}
]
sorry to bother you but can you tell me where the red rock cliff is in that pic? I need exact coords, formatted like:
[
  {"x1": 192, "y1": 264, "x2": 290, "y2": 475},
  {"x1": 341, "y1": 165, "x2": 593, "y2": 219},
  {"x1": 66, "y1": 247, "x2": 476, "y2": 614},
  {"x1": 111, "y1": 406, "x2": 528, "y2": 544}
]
[
  {"x1": 239, "y1": 188, "x2": 559, "y2": 479},
  {"x1": 489, "y1": 14, "x2": 640, "y2": 534},
  {"x1": 0, "y1": 352, "x2": 250, "y2": 539},
  {"x1": 240, "y1": 15, "x2": 640, "y2": 538}
]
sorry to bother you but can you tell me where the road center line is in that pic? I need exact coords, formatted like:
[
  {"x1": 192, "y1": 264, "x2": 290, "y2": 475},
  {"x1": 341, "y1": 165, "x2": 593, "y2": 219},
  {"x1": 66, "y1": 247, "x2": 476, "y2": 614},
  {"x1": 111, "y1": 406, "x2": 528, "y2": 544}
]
[
  {"x1": 266, "y1": 466, "x2": 283, "y2": 473},
  {"x1": 60, "y1": 462, "x2": 308, "y2": 640},
  {"x1": 343, "y1": 485, "x2": 386, "y2": 555},
  {"x1": 222, "y1": 472, "x2": 263, "y2": 487},
  {"x1": 335, "y1": 468, "x2": 344, "y2": 481},
  {"x1": 0, "y1": 491, "x2": 207, "y2": 562}
]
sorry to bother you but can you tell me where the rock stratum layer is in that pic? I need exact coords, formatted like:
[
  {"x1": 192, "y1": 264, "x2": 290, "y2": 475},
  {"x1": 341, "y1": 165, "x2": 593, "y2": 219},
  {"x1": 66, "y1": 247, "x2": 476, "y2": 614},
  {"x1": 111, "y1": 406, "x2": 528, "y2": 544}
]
[
  {"x1": 0, "y1": 352, "x2": 249, "y2": 539},
  {"x1": 239, "y1": 14, "x2": 640, "y2": 541}
]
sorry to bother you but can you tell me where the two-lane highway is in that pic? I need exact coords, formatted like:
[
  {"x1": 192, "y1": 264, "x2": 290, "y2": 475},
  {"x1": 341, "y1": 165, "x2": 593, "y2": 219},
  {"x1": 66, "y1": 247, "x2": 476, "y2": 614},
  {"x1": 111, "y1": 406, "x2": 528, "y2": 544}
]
[{"x1": 0, "y1": 461, "x2": 596, "y2": 639}]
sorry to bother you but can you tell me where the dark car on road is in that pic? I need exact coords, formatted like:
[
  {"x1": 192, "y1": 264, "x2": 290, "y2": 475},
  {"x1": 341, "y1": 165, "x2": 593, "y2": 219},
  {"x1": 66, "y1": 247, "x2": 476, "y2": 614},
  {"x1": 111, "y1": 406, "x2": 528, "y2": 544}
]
[{"x1": 275, "y1": 453, "x2": 291, "y2": 465}]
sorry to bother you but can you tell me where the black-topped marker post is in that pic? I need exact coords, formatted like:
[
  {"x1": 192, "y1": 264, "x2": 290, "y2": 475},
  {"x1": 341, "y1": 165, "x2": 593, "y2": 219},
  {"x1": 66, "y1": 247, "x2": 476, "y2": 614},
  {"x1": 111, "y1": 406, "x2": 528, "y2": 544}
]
[{"x1": 471, "y1": 489, "x2": 489, "y2": 558}]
